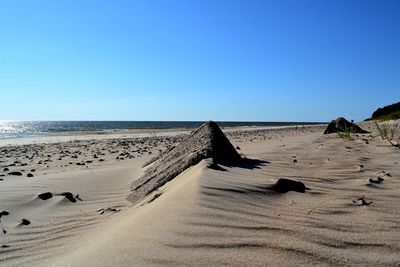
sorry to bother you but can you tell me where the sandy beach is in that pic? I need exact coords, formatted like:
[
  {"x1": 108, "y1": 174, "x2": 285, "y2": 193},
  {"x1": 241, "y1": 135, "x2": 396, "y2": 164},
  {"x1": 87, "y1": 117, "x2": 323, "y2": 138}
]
[
  {"x1": 1, "y1": 122, "x2": 399, "y2": 266},
  {"x1": 3, "y1": 0, "x2": 400, "y2": 265}
]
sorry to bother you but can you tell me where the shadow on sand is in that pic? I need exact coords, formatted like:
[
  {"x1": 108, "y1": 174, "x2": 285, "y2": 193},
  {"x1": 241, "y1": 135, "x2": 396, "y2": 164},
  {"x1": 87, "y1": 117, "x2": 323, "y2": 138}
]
[{"x1": 208, "y1": 157, "x2": 269, "y2": 171}]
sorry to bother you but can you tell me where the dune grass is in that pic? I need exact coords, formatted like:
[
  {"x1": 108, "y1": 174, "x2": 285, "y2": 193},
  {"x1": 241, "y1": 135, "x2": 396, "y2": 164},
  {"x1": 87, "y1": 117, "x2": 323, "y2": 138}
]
[
  {"x1": 375, "y1": 121, "x2": 399, "y2": 148},
  {"x1": 337, "y1": 129, "x2": 354, "y2": 140}
]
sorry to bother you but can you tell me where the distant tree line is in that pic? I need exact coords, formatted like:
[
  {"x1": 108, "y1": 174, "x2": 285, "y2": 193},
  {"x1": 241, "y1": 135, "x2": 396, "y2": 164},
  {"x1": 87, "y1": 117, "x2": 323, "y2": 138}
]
[{"x1": 367, "y1": 101, "x2": 400, "y2": 121}]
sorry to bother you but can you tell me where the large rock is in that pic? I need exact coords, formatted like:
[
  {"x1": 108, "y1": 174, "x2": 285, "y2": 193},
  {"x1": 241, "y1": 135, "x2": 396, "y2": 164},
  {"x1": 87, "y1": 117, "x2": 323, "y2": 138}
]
[
  {"x1": 127, "y1": 121, "x2": 241, "y2": 204},
  {"x1": 324, "y1": 117, "x2": 369, "y2": 134}
]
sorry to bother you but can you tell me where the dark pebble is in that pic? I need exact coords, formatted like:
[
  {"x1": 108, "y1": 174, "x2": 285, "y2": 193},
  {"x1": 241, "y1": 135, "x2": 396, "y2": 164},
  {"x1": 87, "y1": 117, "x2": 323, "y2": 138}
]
[
  {"x1": 8, "y1": 171, "x2": 22, "y2": 176},
  {"x1": 0, "y1": 211, "x2": 10, "y2": 218},
  {"x1": 61, "y1": 192, "x2": 76, "y2": 203},
  {"x1": 20, "y1": 218, "x2": 31, "y2": 226},
  {"x1": 38, "y1": 192, "x2": 53, "y2": 200},
  {"x1": 272, "y1": 178, "x2": 309, "y2": 193}
]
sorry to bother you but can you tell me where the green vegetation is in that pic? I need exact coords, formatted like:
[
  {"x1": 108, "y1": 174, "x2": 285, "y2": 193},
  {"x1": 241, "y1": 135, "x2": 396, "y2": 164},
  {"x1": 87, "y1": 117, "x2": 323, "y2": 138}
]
[
  {"x1": 374, "y1": 121, "x2": 399, "y2": 148},
  {"x1": 367, "y1": 102, "x2": 400, "y2": 121},
  {"x1": 337, "y1": 130, "x2": 354, "y2": 140}
]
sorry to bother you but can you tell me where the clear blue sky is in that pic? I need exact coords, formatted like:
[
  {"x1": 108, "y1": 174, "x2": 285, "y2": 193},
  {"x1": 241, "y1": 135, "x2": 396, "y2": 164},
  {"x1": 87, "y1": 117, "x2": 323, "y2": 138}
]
[{"x1": 0, "y1": 0, "x2": 399, "y2": 121}]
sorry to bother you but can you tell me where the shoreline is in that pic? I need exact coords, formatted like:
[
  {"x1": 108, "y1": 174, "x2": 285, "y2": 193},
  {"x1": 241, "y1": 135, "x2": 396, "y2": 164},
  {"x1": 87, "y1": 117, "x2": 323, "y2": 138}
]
[{"x1": 0, "y1": 124, "x2": 326, "y2": 147}]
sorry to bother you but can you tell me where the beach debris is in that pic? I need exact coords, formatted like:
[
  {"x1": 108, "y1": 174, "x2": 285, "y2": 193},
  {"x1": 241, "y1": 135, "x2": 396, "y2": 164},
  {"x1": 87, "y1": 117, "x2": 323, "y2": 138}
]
[
  {"x1": 97, "y1": 208, "x2": 121, "y2": 215},
  {"x1": 353, "y1": 196, "x2": 372, "y2": 206},
  {"x1": 369, "y1": 171, "x2": 390, "y2": 185},
  {"x1": 324, "y1": 117, "x2": 369, "y2": 134},
  {"x1": 19, "y1": 218, "x2": 31, "y2": 226},
  {"x1": 127, "y1": 121, "x2": 241, "y2": 205},
  {"x1": 306, "y1": 200, "x2": 326, "y2": 216},
  {"x1": 271, "y1": 178, "x2": 309, "y2": 193},
  {"x1": 38, "y1": 192, "x2": 53, "y2": 200},
  {"x1": 8, "y1": 171, "x2": 23, "y2": 176},
  {"x1": 0, "y1": 211, "x2": 9, "y2": 234}
]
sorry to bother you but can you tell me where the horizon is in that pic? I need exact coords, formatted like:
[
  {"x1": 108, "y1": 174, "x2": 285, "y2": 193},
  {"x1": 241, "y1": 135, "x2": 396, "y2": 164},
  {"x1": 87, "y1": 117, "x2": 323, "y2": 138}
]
[
  {"x1": 0, "y1": 119, "x2": 328, "y2": 123},
  {"x1": 1, "y1": 0, "x2": 399, "y2": 121}
]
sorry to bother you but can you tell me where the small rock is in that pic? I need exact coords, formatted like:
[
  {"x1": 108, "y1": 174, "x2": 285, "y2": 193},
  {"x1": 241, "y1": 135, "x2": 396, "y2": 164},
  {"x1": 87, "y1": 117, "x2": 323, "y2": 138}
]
[
  {"x1": 272, "y1": 178, "x2": 309, "y2": 193},
  {"x1": 19, "y1": 218, "x2": 31, "y2": 226},
  {"x1": 61, "y1": 192, "x2": 76, "y2": 203},
  {"x1": 3, "y1": 167, "x2": 9, "y2": 172},
  {"x1": 0, "y1": 211, "x2": 9, "y2": 218},
  {"x1": 27, "y1": 173, "x2": 34, "y2": 178},
  {"x1": 369, "y1": 177, "x2": 384, "y2": 184},
  {"x1": 8, "y1": 171, "x2": 22, "y2": 176},
  {"x1": 38, "y1": 192, "x2": 53, "y2": 200}
]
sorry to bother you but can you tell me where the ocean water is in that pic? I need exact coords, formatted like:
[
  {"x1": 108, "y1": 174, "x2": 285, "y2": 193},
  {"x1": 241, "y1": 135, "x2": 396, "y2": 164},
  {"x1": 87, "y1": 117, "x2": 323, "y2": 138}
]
[{"x1": 0, "y1": 121, "x2": 323, "y2": 138}]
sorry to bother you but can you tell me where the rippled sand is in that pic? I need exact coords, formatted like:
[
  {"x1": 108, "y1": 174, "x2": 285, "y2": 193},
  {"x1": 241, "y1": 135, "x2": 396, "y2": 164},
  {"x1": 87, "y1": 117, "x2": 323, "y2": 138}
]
[{"x1": 1, "y1": 123, "x2": 399, "y2": 266}]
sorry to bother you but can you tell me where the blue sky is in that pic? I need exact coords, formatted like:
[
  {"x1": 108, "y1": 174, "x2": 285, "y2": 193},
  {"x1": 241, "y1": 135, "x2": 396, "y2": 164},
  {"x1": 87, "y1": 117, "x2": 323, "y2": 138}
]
[{"x1": 0, "y1": 0, "x2": 399, "y2": 121}]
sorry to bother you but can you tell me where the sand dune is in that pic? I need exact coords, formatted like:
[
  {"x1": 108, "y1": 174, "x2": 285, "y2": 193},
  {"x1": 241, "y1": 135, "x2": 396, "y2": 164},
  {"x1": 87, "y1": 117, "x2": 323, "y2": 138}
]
[{"x1": 1, "y1": 123, "x2": 400, "y2": 266}]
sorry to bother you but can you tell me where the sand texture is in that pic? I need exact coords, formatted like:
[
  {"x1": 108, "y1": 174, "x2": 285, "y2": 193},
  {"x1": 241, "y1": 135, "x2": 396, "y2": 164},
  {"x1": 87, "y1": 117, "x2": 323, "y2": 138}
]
[
  {"x1": 127, "y1": 121, "x2": 241, "y2": 205},
  {"x1": 1, "y1": 122, "x2": 400, "y2": 266}
]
